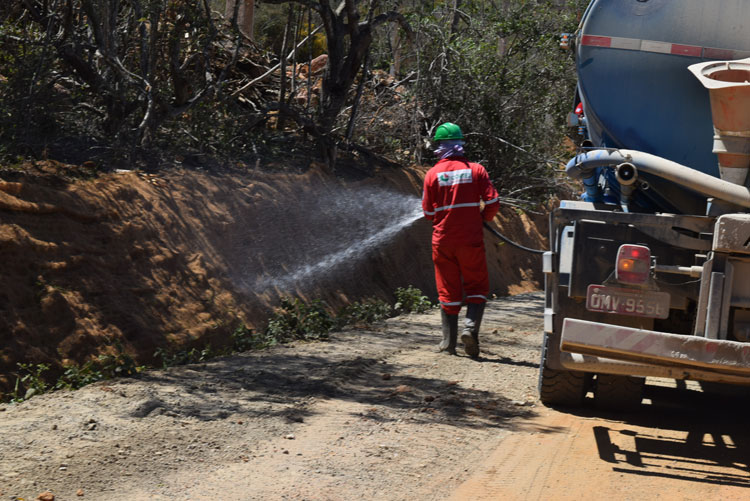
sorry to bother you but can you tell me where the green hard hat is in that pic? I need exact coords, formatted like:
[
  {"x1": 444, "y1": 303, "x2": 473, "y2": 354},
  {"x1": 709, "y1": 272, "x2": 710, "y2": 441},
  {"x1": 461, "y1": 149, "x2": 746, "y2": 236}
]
[{"x1": 433, "y1": 122, "x2": 464, "y2": 142}]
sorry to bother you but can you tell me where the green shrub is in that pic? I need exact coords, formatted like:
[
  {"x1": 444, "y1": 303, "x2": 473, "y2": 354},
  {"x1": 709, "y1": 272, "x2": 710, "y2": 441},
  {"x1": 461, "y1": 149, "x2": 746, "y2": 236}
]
[
  {"x1": 231, "y1": 324, "x2": 278, "y2": 352},
  {"x1": 95, "y1": 349, "x2": 140, "y2": 379},
  {"x1": 338, "y1": 297, "x2": 393, "y2": 326},
  {"x1": 7, "y1": 342, "x2": 144, "y2": 402},
  {"x1": 55, "y1": 363, "x2": 104, "y2": 391},
  {"x1": 394, "y1": 286, "x2": 433, "y2": 314},
  {"x1": 153, "y1": 345, "x2": 215, "y2": 369},
  {"x1": 12, "y1": 362, "x2": 51, "y2": 402},
  {"x1": 406, "y1": 0, "x2": 587, "y2": 204},
  {"x1": 56, "y1": 344, "x2": 141, "y2": 390},
  {"x1": 265, "y1": 297, "x2": 336, "y2": 343}
]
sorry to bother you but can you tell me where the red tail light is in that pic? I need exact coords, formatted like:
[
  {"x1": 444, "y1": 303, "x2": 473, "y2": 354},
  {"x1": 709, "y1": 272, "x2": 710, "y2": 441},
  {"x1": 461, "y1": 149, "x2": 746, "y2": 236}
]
[{"x1": 616, "y1": 244, "x2": 651, "y2": 284}]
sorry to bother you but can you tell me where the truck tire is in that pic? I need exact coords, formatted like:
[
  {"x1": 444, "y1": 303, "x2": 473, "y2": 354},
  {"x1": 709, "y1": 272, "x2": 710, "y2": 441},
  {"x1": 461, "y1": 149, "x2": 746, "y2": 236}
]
[
  {"x1": 539, "y1": 365, "x2": 589, "y2": 407},
  {"x1": 594, "y1": 374, "x2": 644, "y2": 411},
  {"x1": 538, "y1": 333, "x2": 589, "y2": 407}
]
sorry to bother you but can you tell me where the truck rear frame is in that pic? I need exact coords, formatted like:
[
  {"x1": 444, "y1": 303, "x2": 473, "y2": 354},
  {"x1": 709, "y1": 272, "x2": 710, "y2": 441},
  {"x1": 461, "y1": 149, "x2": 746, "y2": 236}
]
[{"x1": 540, "y1": 202, "x2": 750, "y2": 408}]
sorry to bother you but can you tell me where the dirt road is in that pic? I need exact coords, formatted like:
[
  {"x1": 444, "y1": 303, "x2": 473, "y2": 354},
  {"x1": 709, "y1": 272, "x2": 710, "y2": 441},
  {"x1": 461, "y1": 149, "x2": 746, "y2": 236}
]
[
  {"x1": 451, "y1": 380, "x2": 750, "y2": 501},
  {"x1": 2, "y1": 293, "x2": 750, "y2": 500}
]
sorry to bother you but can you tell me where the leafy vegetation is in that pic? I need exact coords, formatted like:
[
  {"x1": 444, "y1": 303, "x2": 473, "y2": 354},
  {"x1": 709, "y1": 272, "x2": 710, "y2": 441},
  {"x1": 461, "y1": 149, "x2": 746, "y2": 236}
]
[
  {"x1": 153, "y1": 345, "x2": 216, "y2": 370},
  {"x1": 394, "y1": 285, "x2": 433, "y2": 314},
  {"x1": 265, "y1": 297, "x2": 337, "y2": 342},
  {"x1": 10, "y1": 345, "x2": 142, "y2": 403},
  {"x1": 230, "y1": 324, "x2": 267, "y2": 352},
  {"x1": 1, "y1": 1, "x2": 586, "y2": 203},
  {"x1": 338, "y1": 297, "x2": 393, "y2": 326},
  {"x1": 410, "y1": 1, "x2": 585, "y2": 203},
  {"x1": 11, "y1": 362, "x2": 51, "y2": 402},
  {"x1": 56, "y1": 350, "x2": 142, "y2": 390}
]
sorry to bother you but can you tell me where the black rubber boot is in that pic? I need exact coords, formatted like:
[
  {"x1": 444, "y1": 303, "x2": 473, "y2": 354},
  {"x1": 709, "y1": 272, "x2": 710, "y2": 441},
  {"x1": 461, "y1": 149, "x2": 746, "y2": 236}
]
[
  {"x1": 438, "y1": 309, "x2": 458, "y2": 355},
  {"x1": 461, "y1": 302, "x2": 485, "y2": 359}
]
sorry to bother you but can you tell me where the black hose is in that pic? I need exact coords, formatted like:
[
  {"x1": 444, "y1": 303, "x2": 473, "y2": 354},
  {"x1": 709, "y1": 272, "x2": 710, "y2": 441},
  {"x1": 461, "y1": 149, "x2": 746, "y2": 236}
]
[{"x1": 483, "y1": 222, "x2": 547, "y2": 255}]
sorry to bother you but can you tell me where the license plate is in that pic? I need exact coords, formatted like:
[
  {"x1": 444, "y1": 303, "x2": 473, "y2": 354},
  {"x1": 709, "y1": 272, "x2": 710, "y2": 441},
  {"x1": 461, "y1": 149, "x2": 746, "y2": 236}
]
[{"x1": 586, "y1": 285, "x2": 670, "y2": 319}]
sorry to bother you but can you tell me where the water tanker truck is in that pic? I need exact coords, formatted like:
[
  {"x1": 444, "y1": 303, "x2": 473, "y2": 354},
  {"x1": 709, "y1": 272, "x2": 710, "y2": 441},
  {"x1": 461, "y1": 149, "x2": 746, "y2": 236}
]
[{"x1": 540, "y1": 0, "x2": 750, "y2": 408}]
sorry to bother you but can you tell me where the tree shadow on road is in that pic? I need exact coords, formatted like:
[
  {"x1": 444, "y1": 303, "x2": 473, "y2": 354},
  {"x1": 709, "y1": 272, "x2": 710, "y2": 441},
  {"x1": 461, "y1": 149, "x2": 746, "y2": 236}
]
[
  {"x1": 126, "y1": 346, "x2": 536, "y2": 431},
  {"x1": 113, "y1": 294, "x2": 546, "y2": 432}
]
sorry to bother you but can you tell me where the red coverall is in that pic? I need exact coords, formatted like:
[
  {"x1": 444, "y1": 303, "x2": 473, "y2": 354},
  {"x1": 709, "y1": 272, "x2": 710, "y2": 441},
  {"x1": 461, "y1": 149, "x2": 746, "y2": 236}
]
[{"x1": 422, "y1": 157, "x2": 500, "y2": 314}]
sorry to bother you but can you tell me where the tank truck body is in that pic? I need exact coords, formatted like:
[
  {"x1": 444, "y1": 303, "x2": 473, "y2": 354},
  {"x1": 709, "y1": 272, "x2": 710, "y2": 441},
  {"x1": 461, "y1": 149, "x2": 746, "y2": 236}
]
[{"x1": 541, "y1": 0, "x2": 750, "y2": 408}]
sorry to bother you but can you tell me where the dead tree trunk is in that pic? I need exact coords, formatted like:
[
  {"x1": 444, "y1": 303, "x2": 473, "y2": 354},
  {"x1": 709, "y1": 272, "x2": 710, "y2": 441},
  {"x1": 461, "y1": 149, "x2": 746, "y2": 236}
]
[
  {"x1": 225, "y1": 0, "x2": 254, "y2": 39},
  {"x1": 389, "y1": 27, "x2": 402, "y2": 78}
]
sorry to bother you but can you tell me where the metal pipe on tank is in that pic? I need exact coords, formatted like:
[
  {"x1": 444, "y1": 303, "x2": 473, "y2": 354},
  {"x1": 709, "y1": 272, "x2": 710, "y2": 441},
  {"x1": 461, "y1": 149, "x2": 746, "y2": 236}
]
[
  {"x1": 615, "y1": 162, "x2": 638, "y2": 211},
  {"x1": 689, "y1": 58, "x2": 750, "y2": 187},
  {"x1": 565, "y1": 149, "x2": 750, "y2": 209}
]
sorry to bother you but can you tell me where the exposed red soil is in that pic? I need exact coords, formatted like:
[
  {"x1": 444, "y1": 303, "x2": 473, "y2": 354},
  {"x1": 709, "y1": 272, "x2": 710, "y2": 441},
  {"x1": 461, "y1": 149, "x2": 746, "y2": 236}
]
[{"x1": 0, "y1": 158, "x2": 547, "y2": 398}]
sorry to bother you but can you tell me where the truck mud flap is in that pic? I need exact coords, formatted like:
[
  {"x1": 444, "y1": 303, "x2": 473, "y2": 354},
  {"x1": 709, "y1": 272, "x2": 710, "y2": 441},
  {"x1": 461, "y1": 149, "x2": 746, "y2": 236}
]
[{"x1": 560, "y1": 318, "x2": 750, "y2": 382}]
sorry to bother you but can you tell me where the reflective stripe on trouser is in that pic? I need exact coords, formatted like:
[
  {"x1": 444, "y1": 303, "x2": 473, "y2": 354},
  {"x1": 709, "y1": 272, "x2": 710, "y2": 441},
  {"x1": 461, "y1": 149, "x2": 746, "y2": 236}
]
[{"x1": 432, "y1": 242, "x2": 489, "y2": 315}]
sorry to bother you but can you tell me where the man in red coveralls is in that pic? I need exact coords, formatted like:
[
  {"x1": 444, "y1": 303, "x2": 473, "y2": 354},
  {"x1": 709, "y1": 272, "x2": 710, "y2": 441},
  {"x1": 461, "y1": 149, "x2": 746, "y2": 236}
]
[{"x1": 422, "y1": 122, "x2": 499, "y2": 358}]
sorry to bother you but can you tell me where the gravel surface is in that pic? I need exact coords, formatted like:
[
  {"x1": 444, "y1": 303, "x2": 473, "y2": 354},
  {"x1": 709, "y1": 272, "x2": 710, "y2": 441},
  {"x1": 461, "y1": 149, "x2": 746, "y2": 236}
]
[{"x1": 0, "y1": 293, "x2": 544, "y2": 501}]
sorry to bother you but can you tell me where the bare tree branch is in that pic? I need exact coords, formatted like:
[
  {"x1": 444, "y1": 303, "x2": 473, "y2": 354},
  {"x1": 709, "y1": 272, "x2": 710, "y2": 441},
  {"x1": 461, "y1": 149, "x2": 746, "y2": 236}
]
[{"x1": 231, "y1": 24, "x2": 323, "y2": 96}]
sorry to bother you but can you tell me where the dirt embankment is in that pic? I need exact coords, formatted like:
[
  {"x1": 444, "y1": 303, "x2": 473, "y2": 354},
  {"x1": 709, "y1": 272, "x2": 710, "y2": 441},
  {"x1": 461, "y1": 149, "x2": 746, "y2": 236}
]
[{"x1": 0, "y1": 160, "x2": 547, "y2": 397}]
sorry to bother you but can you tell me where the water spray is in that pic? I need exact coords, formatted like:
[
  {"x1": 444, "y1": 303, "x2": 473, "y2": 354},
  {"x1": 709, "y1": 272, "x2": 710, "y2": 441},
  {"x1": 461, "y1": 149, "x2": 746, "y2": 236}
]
[
  {"x1": 264, "y1": 204, "x2": 423, "y2": 289},
  {"x1": 234, "y1": 187, "x2": 424, "y2": 292}
]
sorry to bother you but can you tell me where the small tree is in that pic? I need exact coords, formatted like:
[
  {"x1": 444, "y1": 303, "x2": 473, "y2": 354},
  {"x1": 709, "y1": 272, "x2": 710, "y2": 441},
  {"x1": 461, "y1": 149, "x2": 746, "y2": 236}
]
[
  {"x1": 261, "y1": 0, "x2": 410, "y2": 165},
  {"x1": 410, "y1": 0, "x2": 583, "y2": 201},
  {"x1": 14, "y1": 0, "x2": 246, "y2": 162}
]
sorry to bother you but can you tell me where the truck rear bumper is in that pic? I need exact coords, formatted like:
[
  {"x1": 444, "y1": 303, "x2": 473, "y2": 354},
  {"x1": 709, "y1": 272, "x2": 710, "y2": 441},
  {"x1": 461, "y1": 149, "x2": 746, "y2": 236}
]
[{"x1": 560, "y1": 318, "x2": 750, "y2": 385}]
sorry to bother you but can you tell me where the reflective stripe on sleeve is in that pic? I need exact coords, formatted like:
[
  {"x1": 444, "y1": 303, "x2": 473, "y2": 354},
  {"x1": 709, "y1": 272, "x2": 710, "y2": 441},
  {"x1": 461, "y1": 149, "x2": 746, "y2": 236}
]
[{"x1": 484, "y1": 197, "x2": 499, "y2": 205}]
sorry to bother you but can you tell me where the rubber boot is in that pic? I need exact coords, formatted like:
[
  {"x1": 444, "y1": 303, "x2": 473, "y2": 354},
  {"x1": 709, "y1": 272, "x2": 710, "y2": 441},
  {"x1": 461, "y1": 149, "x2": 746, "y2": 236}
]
[
  {"x1": 437, "y1": 309, "x2": 458, "y2": 355},
  {"x1": 461, "y1": 302, "x2": 485, "y2": 359}
]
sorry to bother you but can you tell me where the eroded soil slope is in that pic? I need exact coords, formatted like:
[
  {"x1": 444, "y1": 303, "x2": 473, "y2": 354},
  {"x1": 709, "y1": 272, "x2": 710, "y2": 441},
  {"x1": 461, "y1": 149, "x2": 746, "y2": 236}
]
[{"x1": 0, "y1": 160, "x2": 546, "y2": 397}]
